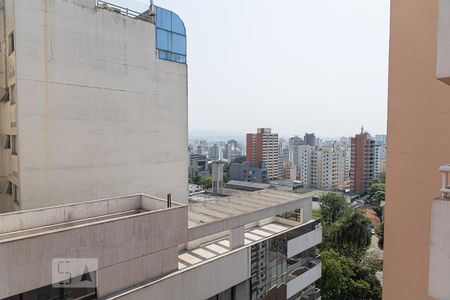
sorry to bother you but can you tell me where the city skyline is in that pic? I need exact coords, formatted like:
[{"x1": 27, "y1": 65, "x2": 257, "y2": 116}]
[{"x1": 113, "y1": 0, "x2": 390, "y2": 137}]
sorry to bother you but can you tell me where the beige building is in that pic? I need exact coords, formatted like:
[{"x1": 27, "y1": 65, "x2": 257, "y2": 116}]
[
  {"x1": 384, "y1": 0, "x2": 450, "y2": 299},
  {"x1": 293, "y1": 145, "x2": 344, "y2": 191},
  {"x1": 246, "y1": 128, "x2": 279, "y2": 180},
  {"x1": 0, "y1": 0, "x2": 188, "y2": 212}
]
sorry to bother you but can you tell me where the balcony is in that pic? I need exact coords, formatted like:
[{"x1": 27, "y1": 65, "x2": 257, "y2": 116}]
[{"x1": 429, "y1": 164, "x2": 450, "y2": 299}]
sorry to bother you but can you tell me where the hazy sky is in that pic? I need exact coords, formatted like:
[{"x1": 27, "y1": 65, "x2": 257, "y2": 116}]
[{"x1": 118, "y1": 0, "x2": 390, "y2": 138}]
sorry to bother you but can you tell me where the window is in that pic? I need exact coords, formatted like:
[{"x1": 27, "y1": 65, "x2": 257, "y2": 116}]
[
  {"x1": 12, "y1": 183, "x2": 18, "y2": 205},
  {"x1": 155, "y1": 6, "x2": 186, "y2": 63},
  {"x1": 9, "y1": 84, "x2": 15, "y2": 105},
  {"x1": 11, "y1": 135, "x2": 17, "y2": 155},
  {"x1": 8, "y1": 31, "x2": 14, "y2": 55},
  {"x1": 3, "y1": 134, "x2": 10, "y2": 149}
]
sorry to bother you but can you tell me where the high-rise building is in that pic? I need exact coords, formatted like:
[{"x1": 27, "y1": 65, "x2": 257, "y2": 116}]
[
  {"x1": 350, "y1": 131, "x2": 375, "y2": 194},
  {"x1": 246, "y1": 128, "x2": 279, "y2": 180},
  {"x1": 384, "y1": 1, "x2": 450, "y2": 299},
  {"x1": 304, "y1": 133, "x2": 316, "y2": 146},
  {"x1": 0, "y1": 0, "x2": 188, "y2": 212},
  {"x1": 374, "y1": 134, "x2": 387, "y2": 146},
  {"x1": 373, "y1": 144, "x2": 386, "y2": 178},
  {"x1": 208, "y1": 144, "x2": 222, "y2": 160}
]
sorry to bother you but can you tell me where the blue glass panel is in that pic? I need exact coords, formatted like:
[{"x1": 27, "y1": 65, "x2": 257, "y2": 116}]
[
  {"x1": 171, "y1": 14, "x2": 185, "y2": 35},
  {"x1": 156, "y1": 29, "x2": 170, "y2": 51},
  {"x1": 156, "y1": 7, "x2": 171, "y2": 31},
  {"x1": 171, "y1": 33, "x2": 186, "y2": 55}
]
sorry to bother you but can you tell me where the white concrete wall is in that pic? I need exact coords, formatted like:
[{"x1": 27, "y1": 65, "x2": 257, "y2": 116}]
[
  {"x1": 287, "y1": 227, "x2": 322, "y2": 258},
  {"x1": 429, "y1": 197, "x2": 450, "y2": 300},
  {"x1": 286, "y1": 263, "x2": 322, "y2": 299},
  {"x1": 5, "y1": 0, "x2": 188, "y2": 211},
  {"x1": 0, "y1": 204, "x2": 188, "y2": 299},
  {"x1": 112, "y1": 248, "x2": 251, "y2": 300}
]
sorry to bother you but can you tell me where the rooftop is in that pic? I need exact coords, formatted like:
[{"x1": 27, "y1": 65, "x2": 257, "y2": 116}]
[
  {"x1": 188, "y1": 189, "x2": 305, "y2": 228},
  {"x1": 0, "y1": 194, "x2": 182, "y2": 243}
]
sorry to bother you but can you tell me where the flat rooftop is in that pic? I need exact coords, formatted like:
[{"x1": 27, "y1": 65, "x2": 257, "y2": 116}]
[
  {"x1": 179, "y1": 221, "x2": 292, "y2": 269},
  {"x1": 224, "y1": 180, "x2": 272, "y2": 191},
  {"x1": 0, "y1": 194, "x2": 183, "y2": 243},
  {"x1": 188, "y1": 189, "x2": 307, "y2": 228}
]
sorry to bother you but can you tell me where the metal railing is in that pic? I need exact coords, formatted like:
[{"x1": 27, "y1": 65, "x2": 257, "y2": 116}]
[
  {"x1": 440, "y1": 164, "x2": 450, "y2": 198},
  {"x1": 95, "y1": 0, "x2": 154, "y2": 23}
]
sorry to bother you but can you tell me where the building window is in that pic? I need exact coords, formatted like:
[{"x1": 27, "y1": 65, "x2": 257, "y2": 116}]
[
  {"x1": 8, "y1": 31, "x2": 14, "y2": 55},
  {"x1": 11, "y1": 135, "x2": 17, "y2": 155},
  {"x1": 12, "y1": 183, "x2": 18, "y2": 205},
  {"x1": 155, "y1": 6, "x2": 186, "y2": 63},
  {"x1": 3, "y1": 135, "x2": 10, "y2": 149},
  {"x1": 9, "y1": 84, "x2": 16, "y2": 105}
]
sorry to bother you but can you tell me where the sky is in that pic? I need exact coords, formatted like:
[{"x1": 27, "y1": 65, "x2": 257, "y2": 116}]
[{"x1": 117, "y1": 0, "x2": 390, "y2": 138}]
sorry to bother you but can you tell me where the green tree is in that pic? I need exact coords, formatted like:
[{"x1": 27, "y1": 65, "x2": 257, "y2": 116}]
[
  {"x1": 231, "y1": 156, "x2": 246, "y2": 163},
  {"x1": 319, "y1": 249, "x2": 356, "y2": 300},
  {"x1": 319, "y1": 249, "x2": 381, "y2": 300},
  {"x1": 376, "y1": 222, "x2": 384, "y2": 250},
  {"x1": 368, "y1": 182, "x2": 385, "y2": 199},
  {"x1": 200, "y1": 176, "x2": 212, "y2": 189},
  {"x1": 312, "y1": 208, "x2": 321, "y2": 219},
  {"x1": 332, "y1": 211, "x2": 372, "y2": 261},
  {"x1": 373, "y1": 190, "x2": 385, "y2": 202},
  {"x1": 320, "y1": 193, "x2": 348, "y2": 226},
  {"x1": 192, "y1": 175, "x2": 201, "y2": 185}
]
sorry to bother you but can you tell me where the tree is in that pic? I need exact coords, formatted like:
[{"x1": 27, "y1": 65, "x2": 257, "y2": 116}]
[
  {"x1": 231, "y1": 156, "x2": 246, "y2": 164},
  {"x1": 319, "y1": 249, "x2": 381, "y2": 300},
  {"x1": 373, "y1": 190, "x2": 385, "y2": 202},
  {"x1": 319, "y1": 249, "x2": 356, "y2": 300},
  {"x1": 376, "y1": 222, "x2": 384, "y2": 250},
  {"x1": 332, "y1": 211, "x2": 372, "y2": 261},
  {"x1": 320, "y1": 193, "x2": 348, "y2": 226},
  {"x1": 200, "y1": 176, "x2": 212, "y2": 189},
  {"x1": 368, "y1": 182, "x2": 385, "y2": 199},
  {"x1": 192, "y1": 175, "x2": 201, "y2": 185}
]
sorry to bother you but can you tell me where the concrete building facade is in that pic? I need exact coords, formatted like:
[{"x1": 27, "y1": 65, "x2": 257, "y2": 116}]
[
  {"x1": 303, "y1": 133, "x2": 316, "y2": 147},
  {"x1": 0, "y1": 190, "x2": 322, "y2": 300},
  {"x1": 246, "y1": 128, "x2": 279, "y2": 180},
  {"x1": 230, "y1": 161, "x2": 268, "y2": 183},
  {"x1": 384, "y1": 1, "x2": 450, "y2": 299},
  {"x1": 0, "y1": 0, "x2": 188, "y2": 212}
]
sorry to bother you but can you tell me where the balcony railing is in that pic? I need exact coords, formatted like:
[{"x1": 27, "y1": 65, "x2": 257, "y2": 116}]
[
  {"x1": 96, "y1": 0, "x2": 154, "y2": 23},
  {"x1": 440, "y1": 164, "x2": 450, "y2": 198}
]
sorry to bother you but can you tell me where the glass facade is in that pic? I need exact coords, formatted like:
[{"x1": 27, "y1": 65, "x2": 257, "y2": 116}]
[
  {"x1": 155, "y1": 6, "x2": 186, "y2": 64},
  {"x1": 250, "y1": 220, "x2": 320, "y2": 300}
]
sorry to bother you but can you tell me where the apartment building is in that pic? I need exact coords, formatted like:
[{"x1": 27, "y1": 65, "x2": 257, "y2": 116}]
[
  {"x1": 350, "y1": 131, "x2": 375, "y2": 194},
  {"x1": 296, "y1": 145, "x2": 314, "y2": 187},
  {"x1": 291, "y1": 145, "x2": 344, "y2": 191},
  {"x1": 303, "y1": 133, "x2": 316, "y2": 147},
  {"x1": 0, "y1": 0, "x2": 189, "y2": 212},
  {"x1": 0, "y1": 190, "x2": 322, "y2": 300},
  {"x1": 384, "y1": 0, "x2": 450, "y2": 299},
  {"x1": 246, "y1": 128, "x2": 279, "y2": 180},
  {"x1": 373, "y1": 144, "x2": 386, "y2": 178},
  {"x1": 188, "y1": 154, "x2": 209, "y2": 178}
]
